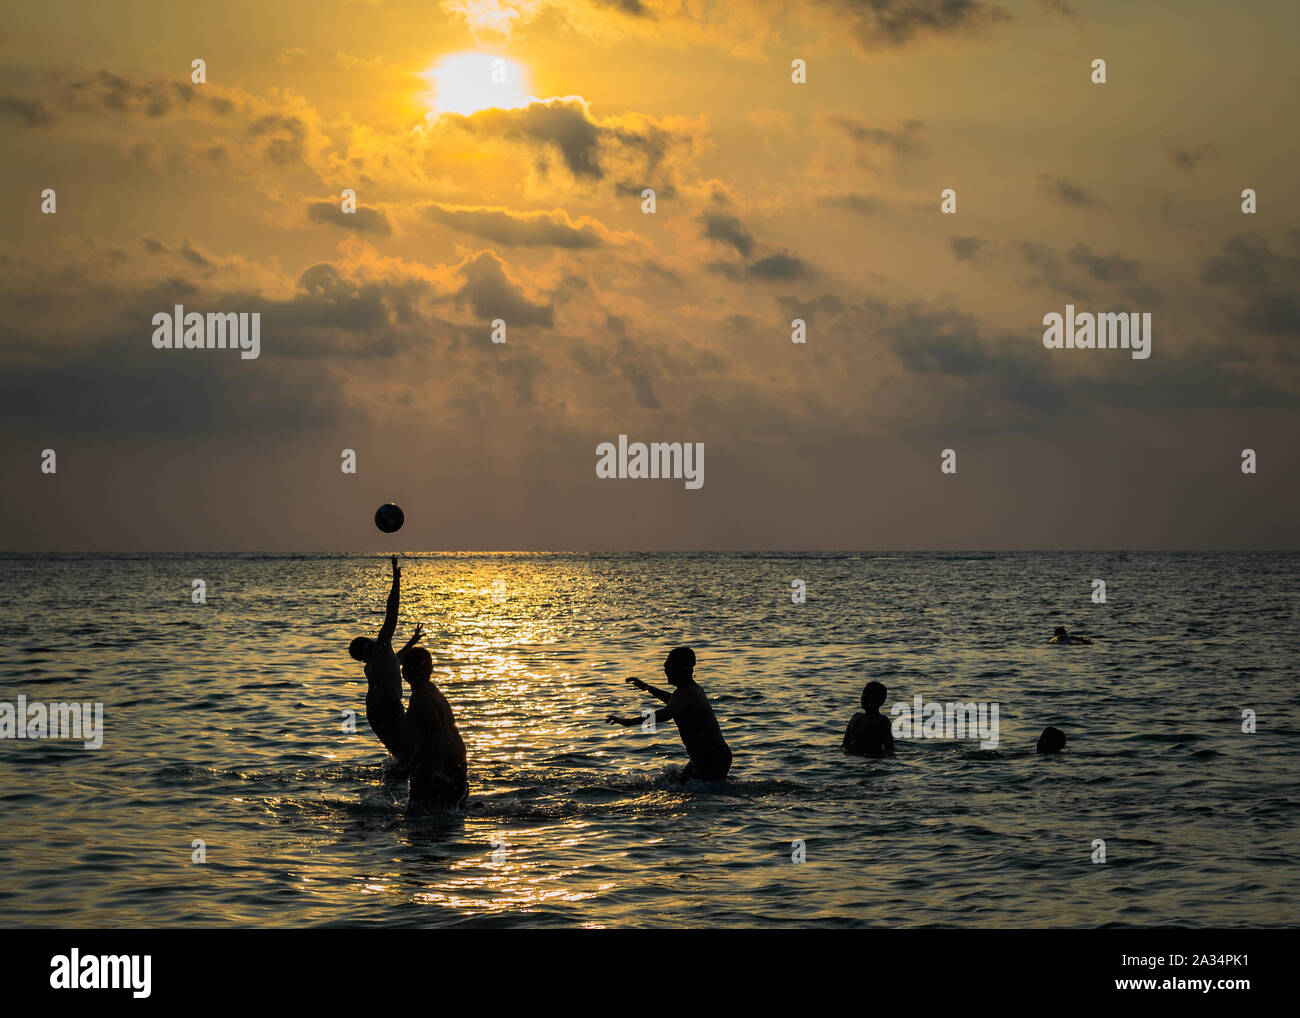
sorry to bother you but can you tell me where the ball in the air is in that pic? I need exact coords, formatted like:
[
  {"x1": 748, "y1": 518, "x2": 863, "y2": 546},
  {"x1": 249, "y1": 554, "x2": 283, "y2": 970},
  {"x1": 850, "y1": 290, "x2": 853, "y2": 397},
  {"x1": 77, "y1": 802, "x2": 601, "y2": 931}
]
[{"x1": 374, "y1": 502, "x2": 404, "y2": 534}]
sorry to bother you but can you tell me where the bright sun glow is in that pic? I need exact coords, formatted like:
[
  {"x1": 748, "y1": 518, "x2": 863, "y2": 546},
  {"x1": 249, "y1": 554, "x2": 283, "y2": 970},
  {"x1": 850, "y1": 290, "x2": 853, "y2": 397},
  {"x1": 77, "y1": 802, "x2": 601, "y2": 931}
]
[{"x1": 422, "y1": 52, "x2": 530, "y2": 116}]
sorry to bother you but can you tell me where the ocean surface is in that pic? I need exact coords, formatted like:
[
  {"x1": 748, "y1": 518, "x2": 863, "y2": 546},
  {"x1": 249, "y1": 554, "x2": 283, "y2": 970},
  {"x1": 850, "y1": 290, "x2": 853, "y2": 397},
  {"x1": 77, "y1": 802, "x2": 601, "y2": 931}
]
[{"x1": 0, "y1": 552, "x2": 1295, "y2": 928}]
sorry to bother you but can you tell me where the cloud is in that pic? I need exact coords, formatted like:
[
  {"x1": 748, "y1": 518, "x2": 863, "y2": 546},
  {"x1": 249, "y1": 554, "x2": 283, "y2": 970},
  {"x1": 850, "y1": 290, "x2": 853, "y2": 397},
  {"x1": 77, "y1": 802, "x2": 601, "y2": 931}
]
[
  {"x1": 950, "y1": 236, "x2": 988, "y2": 262},
  {"x1": 777, "y1": 294, "x2": 845, "y2": 322},
  {"x1": 0, "y1": 94, "x2": 54, "y2": 127},
  {"x1": 443, "y1": 98, "x2": 698, "y2": 185},
  {"x1": 1038, "y1": 0, "x2": 1076, "y2": 17},
  {"x1": 1019, "y1": 240, "x2": 1157, "y2": 304},
  {"x1": 816, "y1": 0, "x2": 1011, "y2": 48},
  {"x1": 1172, "y1": 143, "x2": 1222, "y2": 173},
  {"x1": 1201, "y1": 234, "x2": 1300, "y2": 337},
  {"x1": 1066, "y1": 243, "x2": 1141, "y2": 285},
  {"x1": 1037, "y1": 174, "x2": 1096, "y2": 206},
  {"x1": 700, "y1": 211, "x2": 756, "y2": 258},
  {"x1": 819, "y1": 192, "x2": 885, "y2": 214},
  {"x1": 1018, "y1": 240, "x2": 1072, "y2": 292},
  {"x1": 307, "y1": 200, "x2": 392, "y2": 235},
  {"x1": 0, "y1": 70, "x2": 342, "y2": 181},
  {"x1": 423, "y1": 203, "x2": 607, "y2": 248},
  {"x1": 1201, "y1": 234, "x2": 1287, "y2": 287},
  {"x1": 453, "y1": 250, "x2": 554, "y2": 326},
  {"x1": 828, "y1": 115, "x2": 927, "y2": 158},
  {"x1": 0, "y1": 332, "x2": 357, "y2": 437},
  {"x1": 748, "y1": 252, "x2": 810, "y2": 280}
]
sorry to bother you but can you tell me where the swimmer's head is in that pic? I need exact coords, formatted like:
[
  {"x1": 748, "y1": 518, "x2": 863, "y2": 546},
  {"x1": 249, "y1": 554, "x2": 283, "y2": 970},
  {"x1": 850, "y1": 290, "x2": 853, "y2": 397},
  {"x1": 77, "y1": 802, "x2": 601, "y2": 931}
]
[
  {"x1": 663, "y1": 646, "x2": 695, "y2": 684},
  {"x1": 1037, "y1": 726, "x2": 1067, "y2": 754},
  {"x1": 1054, "y1": 626, "x2": 1068, "y2": 639},
  {"x1": 348, "y1": 637, "x2": 372, "y2": 662},
  {"x1": 403, "y1": 647, "x2": 433, "y2": 685},
  {"x1": 861, "y1": 680, "x2": 887, "y2": 712}
]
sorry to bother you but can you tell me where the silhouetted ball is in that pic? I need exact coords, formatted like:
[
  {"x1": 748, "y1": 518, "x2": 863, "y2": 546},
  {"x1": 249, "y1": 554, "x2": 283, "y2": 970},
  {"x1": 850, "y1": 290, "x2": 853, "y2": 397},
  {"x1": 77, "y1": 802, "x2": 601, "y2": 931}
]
[{"x1": 374, "y1": 502, "x2": 404, "y2": 534}]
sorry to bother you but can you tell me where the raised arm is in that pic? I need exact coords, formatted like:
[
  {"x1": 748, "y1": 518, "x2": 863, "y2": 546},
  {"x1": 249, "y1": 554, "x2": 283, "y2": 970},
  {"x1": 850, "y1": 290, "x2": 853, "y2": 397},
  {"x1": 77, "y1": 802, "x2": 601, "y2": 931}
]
[
  {"x1": 377, "y1": 555, "x2": 400, "y2": 646},
  {"x1": 606, "y1": 706, "x2": 673, "y2": 727},
  {"x1": 626, "y1": 677, "x2": 671, "y2": 703},
  {"x1": 397, "y1": 622, "x2": 425, "y2": 660}
]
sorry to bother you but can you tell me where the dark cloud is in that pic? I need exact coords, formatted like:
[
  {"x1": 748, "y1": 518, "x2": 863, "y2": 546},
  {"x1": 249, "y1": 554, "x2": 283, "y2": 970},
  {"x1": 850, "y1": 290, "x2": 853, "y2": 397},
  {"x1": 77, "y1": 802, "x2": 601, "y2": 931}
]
[
  {"x1": 620, "y1": 357, "x2": 661, "y2": 408},
  {"x1": 1, "y1": 71, "x2": 320, "y2": 171},
  {"x1": 49, "y1": 71, "x2": 235, "y2": 123},
  {"x1": 828, "y1": 115, "x2": 927, "y2": 157},
  {"x1": 1018, "y1": 240, "x2": 1073, "y2": 292},
  {"x1": 883, "y1": 302, "x2": 1071, "y2": 415},
  {"x1": 1172, "y1": 144, "x2": 1221, "y2": 173},
  {"x1": 454, "y1": 251, "x2": 554, "y2": 327},
  {"x1": 0, "y1": 94, "x2": 54, "y2": 126},
  {"x1": 137, "y1": 236, "x2": 218, "y2": 274},
  {"x1": 816, "y1": 0, "x2": 1011, "y2": 47},
  {"x1": 1201, "y1": 235, "x2": 1300, "y2": 337},
  {"x1": 700, "y1": 211, "x2": 755, "y2": 258},
  {"x1": 246, "y1": 113, "x2": 307, "y2": 165},
  {"x1": 307, "y1": 200, "x2": 392, "y2": 235},
  {"x1": 819, "y1": 192, "x2": 885, "y2": 214},
  {"x1": 748, "y1": 252, "x2": 810, "y2": 280},
  {"x1": 777, "y1": 294, "x2": 845, "y2": 322},
  {"x1": 1066, "y1": 243, "x2": 1141, "y2": 285},
  {"x1": 0, "y1": 333, "x2": 356, "y2": 437},
  {"x1": 1019, "y1": 240, "x2": 1157, "y2": 304},
  {"x1": 1201, "y1": 234, "x2": 1286, "y2": 287},
  {"x1": 480, "y1": 352, "x2": 549, "y2": 407},
  {"x1": 1075, "y1": 358, "x2": 1300, "y2": 410},
  {"x1": 1037, "y1": 174, "x2": 1096, "y2": 206},
  {"x1": 1242, "y1": 294, "x2": 1300, "y2": 335},
  {"x1": 592, "y1": 0, "x2": 653, "y2": 15},
  {"x1": 950, "y1": 236, "x2": 988, "y2": 262},
  {"x1": 449, "y1": 99, "x2": 684, "y2": 183},
  {"x1": 423, "y1": 203, "x2": 604, "y2": 248},
  {"x1": 615, "y1": 181, "x2": 677, "y2": 199}
]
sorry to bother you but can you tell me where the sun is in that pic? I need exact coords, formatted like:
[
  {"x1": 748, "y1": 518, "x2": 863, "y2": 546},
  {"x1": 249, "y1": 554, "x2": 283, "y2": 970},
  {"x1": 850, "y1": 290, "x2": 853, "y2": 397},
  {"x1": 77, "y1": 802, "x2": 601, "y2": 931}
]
[{"x1": 421, "y1": 52, "x2": 531, "y2": 116}]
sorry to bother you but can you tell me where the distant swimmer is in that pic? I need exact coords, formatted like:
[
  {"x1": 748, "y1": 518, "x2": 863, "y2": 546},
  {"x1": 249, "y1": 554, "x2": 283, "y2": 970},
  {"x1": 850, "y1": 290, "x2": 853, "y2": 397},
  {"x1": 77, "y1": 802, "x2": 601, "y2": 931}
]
[
  {"x1": 348, "y1": 555, "x2": 416, "y2": 769},
  {"x1": 402, "y1": 647, "x2": 469, "y2": 808},
  {"x1": 842, "y1": 680, "x2": 896, "y2": 757},
  {"x1": 1050, "y1": 626, "x2": 1092, "y2": 645},
  {"x1": 1036, "y1": 726, "x2": 1067, "y2": 754},
  {"x1": 606, "y1": 646, "x2": 733, "y2": 783}
]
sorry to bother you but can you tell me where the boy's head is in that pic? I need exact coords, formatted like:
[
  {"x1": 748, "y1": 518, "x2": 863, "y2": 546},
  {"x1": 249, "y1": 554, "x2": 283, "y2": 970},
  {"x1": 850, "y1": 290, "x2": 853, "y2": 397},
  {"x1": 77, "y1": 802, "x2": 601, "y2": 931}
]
[
  {"x1": 1036, "y1": 726, "x2": 1067, "y2": 754},
  {"x1": 663, "y1": 646, "x2": 695, "y2": 684},
  {"x1": 861, "y1": 680, "x2": 888, "y2": 712},
  {"x1": 402, "y1": 647, "x2": 434, "y2": 684},
  {"x1": 348, "y1": 637, "x2": 372, "y2": 662},
  {"x1": 1053, "y1": 626, "x2": 1068, "y2": 638}
]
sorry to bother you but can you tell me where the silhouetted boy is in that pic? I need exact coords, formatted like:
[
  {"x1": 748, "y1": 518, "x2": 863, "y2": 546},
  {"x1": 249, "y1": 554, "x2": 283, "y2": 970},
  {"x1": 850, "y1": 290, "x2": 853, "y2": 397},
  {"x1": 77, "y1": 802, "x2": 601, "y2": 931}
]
[
  {"x1": 403, "y1": 647, "x2": 469, "y2": 808},
  {"x1": 607, "y1": 646, "x2": 732, "y2": 783},
  {"x1": 843, "y1": 680, "x2": 895, "y2": 757},
  {"x1": 348, "y1": 555, "x2": 417, "y2": 768},
  {"x1": 1036, "y1": 726, "x2": 1067, "y2": 754}
]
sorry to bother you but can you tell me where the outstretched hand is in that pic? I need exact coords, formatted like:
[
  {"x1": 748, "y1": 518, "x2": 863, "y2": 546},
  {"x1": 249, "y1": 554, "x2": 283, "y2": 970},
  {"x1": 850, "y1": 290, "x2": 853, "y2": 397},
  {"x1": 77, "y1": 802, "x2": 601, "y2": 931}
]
[
  {"x1": 410, "y1": 623, "x2": 425, "y2": 645},
  {"x1": 605, "y1": 714, "x2": 625, "y2": 726},
  {"x1": 625, "y1": 677, "x2": 648, "y2": 691}
]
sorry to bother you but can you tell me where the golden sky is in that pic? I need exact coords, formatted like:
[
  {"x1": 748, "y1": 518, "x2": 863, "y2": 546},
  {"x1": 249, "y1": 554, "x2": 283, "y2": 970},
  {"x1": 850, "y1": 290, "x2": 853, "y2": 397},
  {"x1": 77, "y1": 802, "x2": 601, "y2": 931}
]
[{"x1": 1, "y1": 0, "x2": 1297, "y2": 549}]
